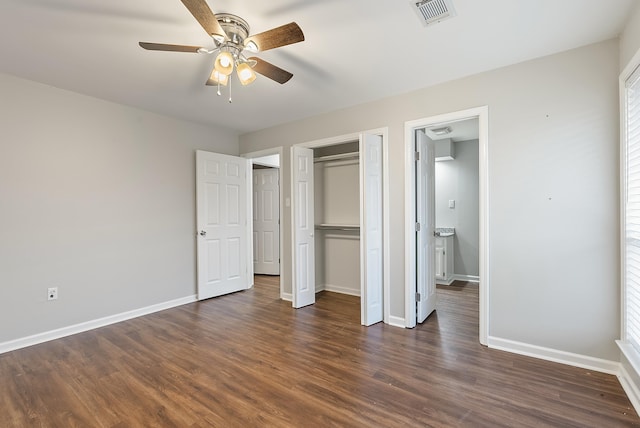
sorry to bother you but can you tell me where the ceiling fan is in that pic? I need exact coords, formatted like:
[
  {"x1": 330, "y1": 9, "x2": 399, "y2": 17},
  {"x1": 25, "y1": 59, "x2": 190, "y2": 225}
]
[{"x1": 139, "y1": 0, "x2": 305, "y2": 101}]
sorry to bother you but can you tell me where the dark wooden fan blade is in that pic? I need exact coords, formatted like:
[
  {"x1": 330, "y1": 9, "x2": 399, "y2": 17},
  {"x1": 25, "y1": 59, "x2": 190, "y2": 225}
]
[
  {"x1": 249, "y1": 57, "x2": 293, "y2": 84},
  {"x1": 244, "y1": 22, "x2": 304, "y2": 52},
  {"x1": 179, "y1": 0, "x2": 227, "y2": 39},
  {"x1": 139, "y1": 42, "x2": 202, "y2": 53}
]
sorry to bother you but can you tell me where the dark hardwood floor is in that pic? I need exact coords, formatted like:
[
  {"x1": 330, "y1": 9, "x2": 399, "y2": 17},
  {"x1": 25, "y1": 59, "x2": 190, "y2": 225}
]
[{"x1": 0, "y1": 276, "x2": 638, "y2": 427}]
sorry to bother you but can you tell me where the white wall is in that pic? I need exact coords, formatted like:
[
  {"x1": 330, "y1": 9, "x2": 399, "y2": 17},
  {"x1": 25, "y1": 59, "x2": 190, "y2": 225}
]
[
  {"x1": 0, "y1": 73, "x2": 238, "y2": 344},
  {"x1": 435, "y1": 139, "x2": 479, "y2": 277},
  {"x1": 314, "y1": 159, "x2": 361, "y2": 296},
  {"x1": 240, "y1": 39, "x2": 620, "y2": 361},
  {"x1": 620, "y1": 2, "x2": 640, "y2": 69}
]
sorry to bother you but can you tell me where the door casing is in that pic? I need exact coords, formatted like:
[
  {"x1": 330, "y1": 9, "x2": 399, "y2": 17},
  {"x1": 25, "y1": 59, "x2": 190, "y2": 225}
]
[
  {"x1": 241, "y1": 147, "x2": 285, "y2": 298},
  {"x1": 404, "y1": 106, "x2": 489, "y2": 345}
]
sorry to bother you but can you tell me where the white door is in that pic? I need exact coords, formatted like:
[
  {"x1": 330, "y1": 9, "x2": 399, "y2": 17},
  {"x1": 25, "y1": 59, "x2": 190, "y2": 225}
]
[
  {"x1": 416, "y1": 130, "x2": 437, "y2": 323},
  {"x1": 360, "y1": 133, "x2": 384, "y2": 326},
  {"x1": 196, "y1": 150, "x2": 250, "y2": 300},
  {"x1": 292, "y1": 146, "x2": 315, "y2": 308},
  {"x1": 253, "y1": 168, "x2": 280, "y2": 275}
]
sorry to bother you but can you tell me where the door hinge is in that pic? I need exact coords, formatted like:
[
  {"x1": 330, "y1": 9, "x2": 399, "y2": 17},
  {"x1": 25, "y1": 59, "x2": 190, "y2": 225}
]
[
  {"x1": 416, "y1": 292, "x2": 421, "y2": 302},
  {"x1": 414, "y1": 151, "x2": 420, "y2": 161},
  {"x1": 415, "y1": 222, "x2": 421, "y2": 232}
]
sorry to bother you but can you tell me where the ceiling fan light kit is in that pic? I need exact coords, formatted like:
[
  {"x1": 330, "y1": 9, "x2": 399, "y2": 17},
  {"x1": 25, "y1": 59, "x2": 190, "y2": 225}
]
[
  {"x1": 236, "y1": 63, "x2": 257, "y2": 86},
  {"x1": 214, "y1": 50, "x2": 234, "y2": 76},
  {"x1": 139, "y1": 0, "x2": 305, "y2": 103}
]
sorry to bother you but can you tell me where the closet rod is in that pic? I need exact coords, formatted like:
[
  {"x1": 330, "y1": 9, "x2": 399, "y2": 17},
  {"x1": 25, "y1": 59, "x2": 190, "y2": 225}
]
[
  {"x1": 315, "y1": 224, "x2": 360, "y2": 232},
  {"x1": 313, "y1": 151, "x2": 359, "y2": 163}
]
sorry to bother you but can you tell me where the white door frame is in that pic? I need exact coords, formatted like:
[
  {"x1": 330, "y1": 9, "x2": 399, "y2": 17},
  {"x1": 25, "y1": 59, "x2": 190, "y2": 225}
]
[
  {"x1": 241, "y1": 147, "x2": 284, "y2": 298},
  {"x1": 404, "y1": 106, "x2": 489, "y2": 345},
  {"x1": 292, "y1": 128, "x2": 391, "y2": 324}
]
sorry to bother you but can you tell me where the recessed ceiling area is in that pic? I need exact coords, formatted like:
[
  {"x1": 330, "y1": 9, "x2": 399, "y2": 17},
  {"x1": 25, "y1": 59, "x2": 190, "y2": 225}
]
[{"x1": 0, "y1": 0, "x2": 635, "y2": 133}]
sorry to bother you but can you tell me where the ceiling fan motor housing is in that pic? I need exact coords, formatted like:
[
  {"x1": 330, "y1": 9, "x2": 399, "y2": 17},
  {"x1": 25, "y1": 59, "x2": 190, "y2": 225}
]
[{"x1": 216, "y1": 13, "x2": 249, "y2": 46}]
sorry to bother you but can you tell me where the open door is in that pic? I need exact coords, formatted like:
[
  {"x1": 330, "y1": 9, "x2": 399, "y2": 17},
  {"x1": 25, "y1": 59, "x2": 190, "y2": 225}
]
[
  {"x1": 253, "y1": 168, "x2": 280, "y2": 275},
  {"x1": 196, "y1": 150, "x2": 250, "y2": 300},
  {"x1": 360, "y1": 133, "x2": 384, "y2": 325},
  {"x1": 416, "y1": 130, "x2": 437, "y2": 322},
  {"x1": 291, "y1": 146, "x2": 315, "y2": 308}
]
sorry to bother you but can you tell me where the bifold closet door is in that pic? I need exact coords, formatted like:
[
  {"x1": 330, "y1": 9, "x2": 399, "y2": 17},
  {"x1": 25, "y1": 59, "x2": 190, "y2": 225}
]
[
  {"x1": 292, "y1": 146, "x2": 315, "y2": 308},
  {"x1": 360, "y1": 133, "x2": 384, "y2": 326}
]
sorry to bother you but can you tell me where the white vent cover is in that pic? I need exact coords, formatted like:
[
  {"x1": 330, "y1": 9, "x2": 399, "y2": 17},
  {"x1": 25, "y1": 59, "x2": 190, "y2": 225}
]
[{"x1": 411, "y1": 0, "x2": 457, "y2": 27}]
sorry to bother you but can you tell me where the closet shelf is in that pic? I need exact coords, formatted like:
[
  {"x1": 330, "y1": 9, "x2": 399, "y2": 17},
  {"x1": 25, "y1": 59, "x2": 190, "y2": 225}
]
[
  {"x1": 314, "y1": 152, "x2": 359, "y2": 163},
  {"x1": 315, "y1": 223, "x2": 360, "y2": 231}
]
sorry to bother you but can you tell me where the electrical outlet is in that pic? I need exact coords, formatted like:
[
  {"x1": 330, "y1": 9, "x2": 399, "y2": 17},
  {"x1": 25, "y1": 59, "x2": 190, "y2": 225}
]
[{"x1": 47, "y1": 287, "x2": 58, "y2": 301}]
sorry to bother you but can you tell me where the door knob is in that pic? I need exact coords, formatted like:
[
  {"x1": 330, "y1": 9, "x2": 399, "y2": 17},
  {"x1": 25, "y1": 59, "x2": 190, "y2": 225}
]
[{"x1": 199, "y1": 230, "x2": 207, "y2": 237}]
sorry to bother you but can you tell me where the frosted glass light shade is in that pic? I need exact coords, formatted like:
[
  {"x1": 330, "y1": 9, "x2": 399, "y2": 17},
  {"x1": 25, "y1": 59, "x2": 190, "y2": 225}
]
[
  {"x1": 214, "y1": 51, "x2": 234, "y2": 76},
  {"x1": 237, "y1": 62, "x2": 256, "y2": 86},
  {"x1": 209, "y1": 69, "x2": 228, "y2": 86}
]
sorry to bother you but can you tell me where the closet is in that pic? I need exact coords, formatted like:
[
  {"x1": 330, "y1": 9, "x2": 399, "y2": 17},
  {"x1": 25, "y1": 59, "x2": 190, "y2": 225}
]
[
  {"x1": 291, "y1": 131, "x2": 384, "y2": 326},
  {"x1": 313, "y1": 142, "x2": 361, "y2": 296}
]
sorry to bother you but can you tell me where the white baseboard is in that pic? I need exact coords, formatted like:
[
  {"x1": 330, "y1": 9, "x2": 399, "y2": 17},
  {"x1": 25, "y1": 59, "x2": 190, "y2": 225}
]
[
  {"x1": 487, "y1": 336, "x2": 620, "y2": 375},
  {"x1": 617, "y1": 340, "x2": 640, "y2": 416},
  {"x1": 0, "y1": 295, "x2": 197, "y2": 355},
  {"x1": 323, "y1": 283, "x2": 361, "y2": 297},
  {"x1": 388, "y1": 315, "x2": 406, "y2": 328},
  {"x1": 281, "y1": 292, "x2": 292, "y2": 302},
  {"x1": 619, "y1": 363, "x2": 640, "y2": 416},
  {"x1": 453, "y1": 274, "x2": 480, "y2": 283}
]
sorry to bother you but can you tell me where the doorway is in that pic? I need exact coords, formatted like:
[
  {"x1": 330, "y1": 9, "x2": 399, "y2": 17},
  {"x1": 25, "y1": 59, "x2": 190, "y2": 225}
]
[
  {"x1": 404, "y1": 106, "x2": 489, "y2": 345},
  {"x1": 291, "y1": 129, "x2": 390, "y2": 326},
  {"x1": 242, "y1": 148, "x2": 284, "y2": 298},
  {"x1": 252, "y1": 157, "x2": 280, "y2": 276}
]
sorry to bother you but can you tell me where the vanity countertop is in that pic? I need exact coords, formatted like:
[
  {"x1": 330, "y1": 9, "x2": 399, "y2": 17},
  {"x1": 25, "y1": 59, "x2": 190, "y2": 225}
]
[{"x1": 435, "y1": 227, "x2": 455, "y2": 237}]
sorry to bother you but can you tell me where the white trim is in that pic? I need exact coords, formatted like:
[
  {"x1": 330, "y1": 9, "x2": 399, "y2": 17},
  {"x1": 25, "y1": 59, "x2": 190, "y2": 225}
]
[
  {"x1": 382, "y1": 128, "x2": 391, "y2": 325},
  {"x1": 620, "y1": 46, "x2": 640, "y2": 367},
  {"x1": 323, "y1": 284, "x2": 361, "y2": 297},
  {"x1": 0, "y1": 295, "x2": 197, "y2": 355},
  {"x1": 488, "y1": 336, "x2": 620, "y2": 375},
  {"x1": 292, "y1": 128, "x2": 391, "y2": 325},
  {"x1": 404, "y1": 124, "x2": 417, "y2": 328},
  {"x1": 241, "y1": 147, "x2": 285, "y2": 300},
  {"x1": 619, "y1": 364, "x2": 640, "y2": 416},
  {"x1": 436, "y1": 277, "x2": 456, "y2": 286},
  {"x1": 619, "y1": 340, "x2": 640, "y2": 380},
  {"x1": 617, "y1": 340, "x2": 640, "y2": 415},
  {"x1": 452, "y1": 274, "x2": 480, "y2": 283},
  {"x1": 281, "y1": 292, "x2": 292, "y2": 302},
  {"x1": 388, "y1": 315, "x2": 406, "y2": 328},
  {"x1": 295, "y1": 132, "x2": 361, "y2": 149},
  {"x1": 404, "y1": 106, "x2": 489, "y2": 345}
]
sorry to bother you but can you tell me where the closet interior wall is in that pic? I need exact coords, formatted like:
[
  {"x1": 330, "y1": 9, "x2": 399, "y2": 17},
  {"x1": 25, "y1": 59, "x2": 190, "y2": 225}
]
[{"x1": 313, "y1": 142, "x2": 361, "y2": 297}]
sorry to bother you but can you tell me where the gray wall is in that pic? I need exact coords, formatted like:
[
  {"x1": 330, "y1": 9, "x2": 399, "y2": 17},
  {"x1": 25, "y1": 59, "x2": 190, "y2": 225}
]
[
  {"x1": 0, "y1": 73, "x2": 238, "y2": 343},
  {"x1": 435, "y1": 139, "x2": 479, "y2": 277},
  {"x1": 621, "y1": 2, "x2": 640, "y2": 69},
  {"x1": 240, "y1": 39, "x2": 620, "y2": 360}
]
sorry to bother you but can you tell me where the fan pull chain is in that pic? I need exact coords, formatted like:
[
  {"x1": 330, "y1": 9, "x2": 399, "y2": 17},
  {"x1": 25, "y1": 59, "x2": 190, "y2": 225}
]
[
  {"x1": 228, "y1": 77, "x2": 233, "y2": 103},
  {"x1": 216, "y1": 81, "x2": 221, "y2": 97}
]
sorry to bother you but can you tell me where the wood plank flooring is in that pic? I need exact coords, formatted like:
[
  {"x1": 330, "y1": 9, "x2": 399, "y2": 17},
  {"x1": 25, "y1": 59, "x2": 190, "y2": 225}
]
[{"x1": 0, "y1": 276, "x2": 638, "y2": 427}]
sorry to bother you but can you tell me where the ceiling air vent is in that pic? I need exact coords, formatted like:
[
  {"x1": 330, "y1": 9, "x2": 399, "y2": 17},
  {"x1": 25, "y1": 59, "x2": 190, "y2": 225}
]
[{"x1": 411, "y1": 0, "x2": 457, "y2": 27}]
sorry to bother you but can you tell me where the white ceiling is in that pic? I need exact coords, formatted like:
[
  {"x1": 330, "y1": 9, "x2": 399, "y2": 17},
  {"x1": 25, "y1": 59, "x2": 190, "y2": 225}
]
[
  {"x1": 0, "y1": 0, "x2": 635, "y2": 133},
  {"x1": 425, "y1": 118, "x2": 479, "y2": 142}
]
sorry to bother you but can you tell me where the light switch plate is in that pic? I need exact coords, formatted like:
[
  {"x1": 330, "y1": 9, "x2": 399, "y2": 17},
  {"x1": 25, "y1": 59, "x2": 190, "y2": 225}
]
[{"x1": 448, "y1": 199, "x2": 455, "y2": 209}]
